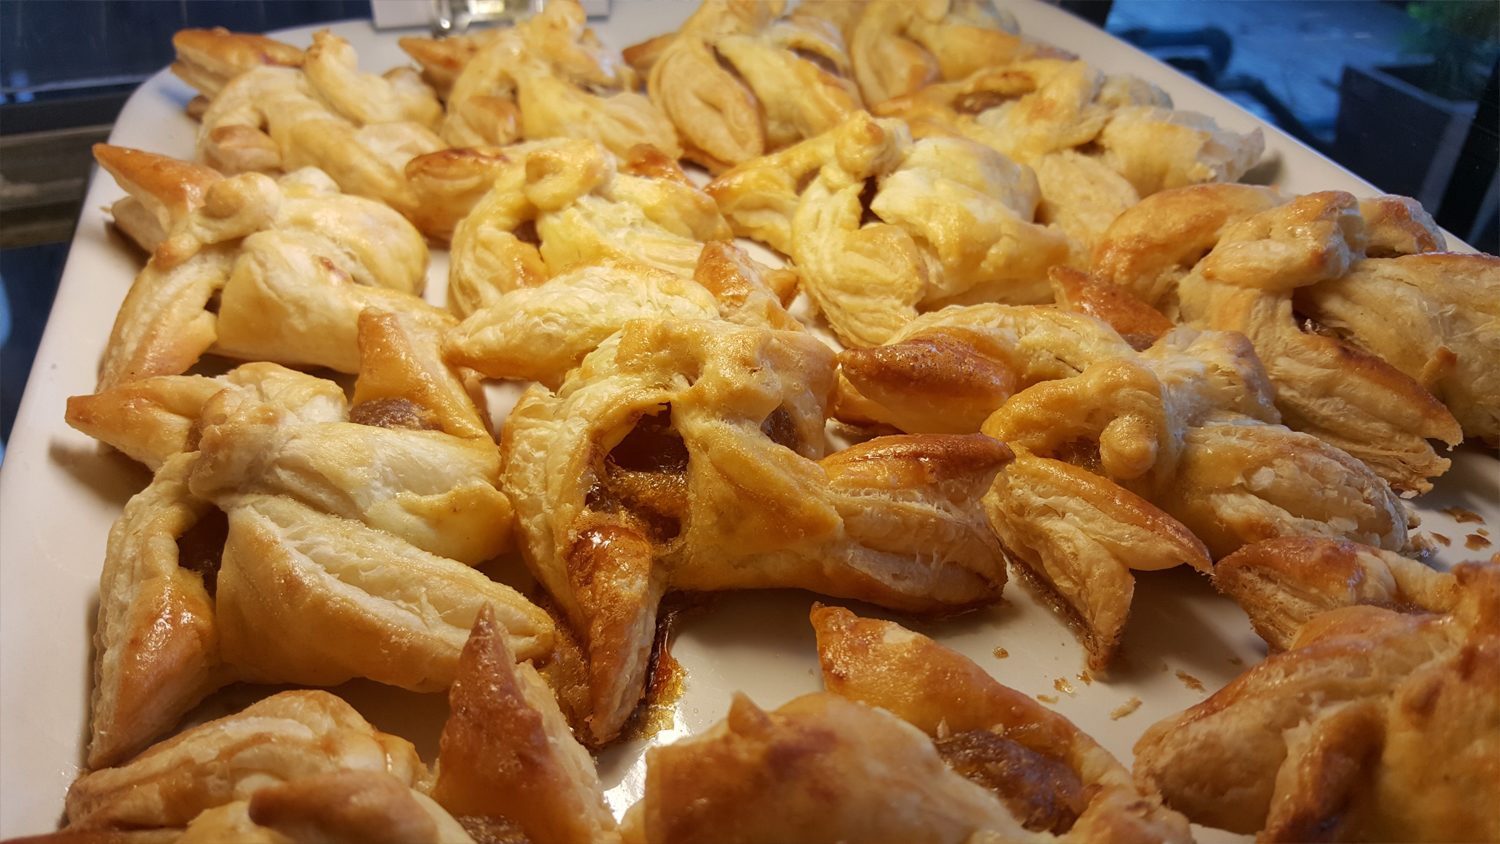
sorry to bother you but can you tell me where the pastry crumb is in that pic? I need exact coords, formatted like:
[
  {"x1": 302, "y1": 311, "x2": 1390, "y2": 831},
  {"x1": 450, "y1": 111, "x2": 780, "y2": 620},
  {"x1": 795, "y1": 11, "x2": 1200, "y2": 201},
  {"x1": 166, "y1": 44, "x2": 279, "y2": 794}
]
[
  {"x1": 1467, "y1": 533, "x2": 1492, "y2": 551},
  {"x1": 1076, "y1": 670, "x2": 1093, "y2": 685},
  {"x1": 993, "y1": 647, "x2": 1009, "y2": 659},
  {"x1": 1110, "y1": 697, "x2": 1142, "y2": 720},
  {"x1": 1175, "y1": 670, "x2": 1205, "y2": 692},
  {"x1": 1053, "y1": 677, "x2": 1075, "y2": 696},
  {"x1": 1442, "y1": 506, "x2": 1483, "y2": 524},
  {"x1": 1036, "y1": 694, "x2": 1059, "y2": 704},
  {"x1": 1431, "y1": 532, "x2": 1451, "y2": 547}
]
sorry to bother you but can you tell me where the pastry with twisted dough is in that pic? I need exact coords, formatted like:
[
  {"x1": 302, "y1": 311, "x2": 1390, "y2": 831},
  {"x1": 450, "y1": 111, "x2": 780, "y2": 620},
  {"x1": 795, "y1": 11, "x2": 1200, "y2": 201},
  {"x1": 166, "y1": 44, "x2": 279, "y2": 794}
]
[
  {"x1": 811, "y1": 606, "x2": 1193, "y2": 842},
  {"x1": 91, "y1": 145, "x2": 435, "y2": 389},
  {"x1": 504, "y1": 318, "x2": 1011, "y2": 743},
  {"x1": 1214, "y1": 537, "x2": 1460, "y2": 651},
  {"x1": 1135, "y1": 562, "x2": 1500, "y2": 842},
  {"x1": 179, "y1": 30, "x2": 445, "y2": 221},
  {"x1": 846, "y1": 0, "x2": 1055, "y2": 105},
  {"x1": 875, "y1": 58, "x2": 1261, "y2": 261},
  {"x1": 399, "y1": 0, "x2": 678, "y2": 158},
  {"x1": 710, "y1": 113, "x2": 1068, "y2": 347},
  {"x1": 623, "y1": 0, "x2": 861, "y2": 171},
  {"x1": 1297, "y1": 251, "x2": 1500, "y2": 444},
  {"x1": 1094, "y1": 187, "x2": 1476, "y2": 487},
  {"x1": 447, "y1": 243, "x2": 797, "y2": 389},
  {"x1": 1173, "y1": 192, "x2": 1462, "y2": 491},
  {"x1": 72, "y1": 310, "x2": 551, "y2": 767},
  {"x1": 447, "y1": 139, "x2": 731, "y2": 318}
]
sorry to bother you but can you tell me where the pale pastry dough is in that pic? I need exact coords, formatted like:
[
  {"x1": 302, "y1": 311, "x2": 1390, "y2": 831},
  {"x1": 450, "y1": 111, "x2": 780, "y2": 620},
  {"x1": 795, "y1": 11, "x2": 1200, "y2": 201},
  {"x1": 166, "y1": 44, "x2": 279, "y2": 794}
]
[
  {"x1": 812, "y1": 606, "x2": 1193, "y2": 841},
  {"x1": 66, "y1": 690, "x2": 426, "y2": 830},
  {"x1": 212, "y1": 493, "x2": 550, "y2": 690},
  {"x1": 431, "y1": 608, "x2": 620, "y2": 844},
  {"x1": 401, "y1": 0, "x2": 678, "y2": 158},
  {"x1": 626, "y1": 0, "x2": 860, "y2": 171},
  {"x1": 447, "y1": 246, "x2": 799, "y2": 389},
  {"x1": 848, "y1": 0, "x2": 1048, "y2": 105},
  {"x1": 1298, "y1": 252, "x2": 1500, "y2": 443},
  {"x1": 710, "y1": 113, "x2": 1068, "y2": 347},
  {"x1": 1135, "y1": 563, "x2": 1500, "y2": 842},
  {"x1": 448, "y1": 139, "x2": 731, "y2": 318},
  {"x1": 504, "y1": 318, "x2": 1010, "y2": 742},
  {"x1": 65, "y1": 363, "x2": 349, "y2": 471},
  {"x1": 1215, "y1": 537, "x2": 1460, "y2": 651},
  {"x1": 873, "y1": 59, "x2": 1260, "y2": 257},
  {"x1": 621, "y1": 692, "x2": 1029, "y2": 844},
  {"x1": 185, "y1": 31, "x2": 446, "y2": 223},
  {"x1": 91, "y1": 146, "x2": 432, "y2": 388}
]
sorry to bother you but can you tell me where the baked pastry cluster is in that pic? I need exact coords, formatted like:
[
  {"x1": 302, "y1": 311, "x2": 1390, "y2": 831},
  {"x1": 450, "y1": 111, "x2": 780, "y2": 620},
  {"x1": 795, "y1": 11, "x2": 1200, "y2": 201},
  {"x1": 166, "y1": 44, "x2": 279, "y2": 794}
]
[{"x1": 35, "y1": 1, "x2": 1499, "y2": 841}]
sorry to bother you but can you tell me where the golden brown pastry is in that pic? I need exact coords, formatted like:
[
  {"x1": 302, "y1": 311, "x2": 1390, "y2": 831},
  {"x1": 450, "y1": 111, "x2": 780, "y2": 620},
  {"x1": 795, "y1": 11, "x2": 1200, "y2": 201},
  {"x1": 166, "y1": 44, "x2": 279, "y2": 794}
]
[
  {"x1": 170, "y1": 28, "x2": 304, "y2": 100},
  {"x1": 626, "y1": 0, "x2": 860, "y2": 171},
  {"x1": 812, "y1": 606, "x2": 1193, "y2": 842},
  {"x1": 709, "y1": 113, "x2": 1068, "y2": 347},
  {"x1": 832, "y1": 302, "x2": 1137, "y2": 433},
  {"x1": 447, "y1": 139, "x2": 730, "y2": 318},
  {"x1": 621, "y1": 692, "x2": 1028, "y2": 844},
  {"x1": 1214, "y1": 537, "x2": 1460, "y2": 650},
  {"x1": 87, "y1": 452, "x2": 229, "y2": 770},
  {"x1": 983, "y1": 450, "x2": 1210, "y2": 668},
  {"x1": 90, "y1": 146, "x2": 433, "y2": 388},
  {"x1": 66, "y1": 690, "x2": 426, "y2": 830},
  {"x1": 504, "y1": 318, "x2": 1010, "y2": 742},
  {"x1": 1172, "y1": 192, "x2": 1463, "y2": 491},
  {"x1": 1135, "y1": 563, "x2": 1500, "y2": 842},
  {"x1": 401, "y1": 0, "x2": 678, "y2": 158},
  {"x1": 184, "y1": 30, "x2": 446, "y2": 221},
  {"x1": 1092, "y1": 186, "x2": 1475, "y2": 488},
  {"x1": 243, "y1": 771, "x2": 477, "y2": 844},
  {"x1": 1297, "y1": 252, "x2": 1500, "y2": 443},
  {"x1": 984, "y1": 327, "x2": 1413, "y2": 559},
  {"x1": 1048, "y1": 265, "x2": 1172, "y2": 351},
  {"x1": 431, "y1": 608, "x2": 619, "y2": 844}
]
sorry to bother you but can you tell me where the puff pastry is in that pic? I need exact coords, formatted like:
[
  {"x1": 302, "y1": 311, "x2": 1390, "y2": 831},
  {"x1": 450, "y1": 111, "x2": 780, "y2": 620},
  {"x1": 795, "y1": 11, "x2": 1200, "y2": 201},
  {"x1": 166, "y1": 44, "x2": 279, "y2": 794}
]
[
  {"x1": 431, "y1": 608, "x2": 619, "y2": 844},
  {"x1": 874, "y1": 58, "x2": 1261, "y2": 258},
  {"x1": 1135, "y1": 563, "x2": 1500, "y2": 842},
  {"x1": 622, "y1": 691, "x2": 1026, "y2": 844},
  {"x1": 86, "y1": 452, "x2": 229, "y2": 770},
  {"x1": 447, "y1": 139, "x2": 730, "y2": 318},
  {"x1": 182, "y1": 30, "x2": 446, "y2": 223},
  {"x1": 847, "y1": 0, "x2": 1050, "y2": 105},
  {"x1": 626, "y1": 0, "x2": 860, "y2": 171},
  {"x1": 447, "y1": 244, "x2": 798, "y2": 389},
  {"x1": 1093, "y1": 186, "x2": 1470, "y2": 489},
  {"x1": 91, "y1": 145, "x2": 434, "y2": 388},
  {"x1": 400, "y1": 0, "x2": 678, "y2": 158},
  {"x1": 67, "y1": 690, "x2": 426, "y2": 830},
  {"x1": 504, "y1": 318, "x2": 1010, "y2": 742},
  {"x1": 1214, "y1": 537, "x2": 1460, "y2": 651},
  {"x1": 709, "y1": 113, "x2": 1068, "y2": 346},
  {"x1": 1297, "y1": 252, "x2": 1500, "y2": 443},
  {"x1": 812, "y1": 606, "x2": 1193, "y2": 841}
]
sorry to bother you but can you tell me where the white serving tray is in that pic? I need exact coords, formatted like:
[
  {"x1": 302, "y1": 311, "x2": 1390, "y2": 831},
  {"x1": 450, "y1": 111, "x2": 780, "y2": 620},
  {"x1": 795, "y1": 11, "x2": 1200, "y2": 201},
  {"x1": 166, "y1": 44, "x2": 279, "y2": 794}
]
[{"x1": 2, "y1": 2, "x2": 1496, "y2": 838}]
